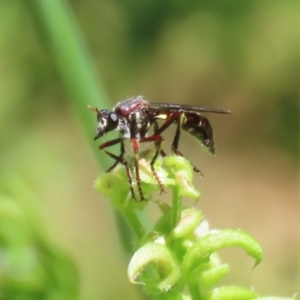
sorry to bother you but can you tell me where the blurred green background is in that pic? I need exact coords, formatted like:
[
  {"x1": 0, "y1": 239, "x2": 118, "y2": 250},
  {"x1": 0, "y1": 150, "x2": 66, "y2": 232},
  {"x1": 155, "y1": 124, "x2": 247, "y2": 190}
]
[{"x1": 0, "y1": 0, "x2": 298, "y2": 299}]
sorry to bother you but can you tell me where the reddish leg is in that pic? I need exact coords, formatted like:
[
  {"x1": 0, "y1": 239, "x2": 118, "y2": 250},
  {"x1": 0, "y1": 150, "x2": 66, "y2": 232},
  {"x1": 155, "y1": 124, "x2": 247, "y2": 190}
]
[
  {"x1": 130, "y1": 138, "x2": 145, "y2": 201},
  {"x1": 155, "y1": 113, "x2": 203, "y2": 176},
  {"x1": 138, "y1": 134, "x2": 166, "y2": 194},
  {"x1": 154, "y1": 112, "x2": 180, "y2": 135},
  {"x1": 99, "y1": 138, "x2": 137, "y2": 200}
]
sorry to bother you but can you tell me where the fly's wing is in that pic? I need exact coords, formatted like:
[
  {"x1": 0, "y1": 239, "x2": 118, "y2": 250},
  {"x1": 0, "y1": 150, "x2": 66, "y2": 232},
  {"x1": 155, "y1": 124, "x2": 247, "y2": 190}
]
[{"x1": 150, "y1": 103, "x2": 231, "y2": 114}]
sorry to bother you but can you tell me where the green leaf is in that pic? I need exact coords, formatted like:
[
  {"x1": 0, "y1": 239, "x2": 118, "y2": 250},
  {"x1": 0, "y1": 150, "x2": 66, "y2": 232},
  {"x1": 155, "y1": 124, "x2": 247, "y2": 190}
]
[
  {"x1": 128, "y1": 240, "x2": 181, "y2": 292},
  {"x1": 94, "y1": 166, "x2": 133, "y2": 209},
  {"x1": 181, "y1": 229, "x2": 263, "y2": 278},
  {"x1": 254, "y1": 298, "x2": 296, "y2": 300},
  {"x1": 198, "y1": 264, "x2": 229, "y2": 289},
  {"x1": 170, "y1": 208, "x2": 203, "y2": 240},
  {"x1": 164, "y1": 156, "x2": 200, "y2": 199},
  {"x1": 187, "y1": 254, "x2": 229, "y2": 289},
  {"x1": 203, "y1": 286, "x2": 259, "y2": 300}
]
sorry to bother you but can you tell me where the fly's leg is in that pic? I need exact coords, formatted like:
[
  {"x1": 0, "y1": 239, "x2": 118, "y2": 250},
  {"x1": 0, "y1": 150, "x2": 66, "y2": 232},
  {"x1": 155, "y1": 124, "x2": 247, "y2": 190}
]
[
  {"x1": 139, "y1": 134, "x2": 166, "y2": 194},
  {"x1": 154, "y1": 120, "x2": 167, "y2": 159},
  {"x1": 130, "y1": 138, "x2": 146, "y2": 201},
  {"x1": 153, "y1": 111, "x2": 204, "y2": 181},
  {"x1": 106, "y1": 140, "x2": 125, "y2": 172},
  {"x1": 171, "y1": 112, "x2": 204, "y2": 177},
  {"x1": 99, "y1": 138, "x2": 137, "y2": 200}
]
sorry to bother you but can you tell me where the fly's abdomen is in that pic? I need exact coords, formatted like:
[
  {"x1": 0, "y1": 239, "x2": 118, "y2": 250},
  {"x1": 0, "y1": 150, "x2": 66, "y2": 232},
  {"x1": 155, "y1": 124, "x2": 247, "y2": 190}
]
[{"x1": 181, "y1": 112, "x2": 215, "y2": 154}]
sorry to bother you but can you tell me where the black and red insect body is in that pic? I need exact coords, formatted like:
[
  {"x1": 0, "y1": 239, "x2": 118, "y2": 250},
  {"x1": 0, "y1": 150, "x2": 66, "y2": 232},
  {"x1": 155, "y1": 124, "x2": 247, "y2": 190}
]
[{"x1": 89, "y1": 96, "x2": 231, "y2": 201}]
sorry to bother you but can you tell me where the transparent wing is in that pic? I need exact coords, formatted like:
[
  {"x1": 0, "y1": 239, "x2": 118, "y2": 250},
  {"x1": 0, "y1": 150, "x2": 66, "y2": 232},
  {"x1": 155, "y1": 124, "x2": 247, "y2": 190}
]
[{"x1": 150, "y1": 102, "x2": 231, "y2": 114}]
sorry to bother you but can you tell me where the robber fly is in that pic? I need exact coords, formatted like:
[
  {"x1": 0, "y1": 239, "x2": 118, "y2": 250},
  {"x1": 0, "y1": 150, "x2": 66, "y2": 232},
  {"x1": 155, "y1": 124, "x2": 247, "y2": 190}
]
[{"x1": 89, "y1": 96, "x2": 231, "y2": 201}]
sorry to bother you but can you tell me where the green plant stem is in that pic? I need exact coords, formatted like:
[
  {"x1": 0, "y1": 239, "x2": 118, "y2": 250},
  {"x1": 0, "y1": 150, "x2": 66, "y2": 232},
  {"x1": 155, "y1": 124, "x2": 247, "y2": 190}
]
[
  {"x1": 172, "y1": 185, "x2": 182, "y2": 228},
  {"x1": 188, "y1": 282, "x2": 202, "y2": 300},
  {"x1": 27, "y1": 0, "x2": 111, "y2": 169},
  {"x1": 27, "y1": 0, "x2": 138, "y2": 256},
  {"x1": 122, "y1": 207, "x2": 145, "y2": 241}
]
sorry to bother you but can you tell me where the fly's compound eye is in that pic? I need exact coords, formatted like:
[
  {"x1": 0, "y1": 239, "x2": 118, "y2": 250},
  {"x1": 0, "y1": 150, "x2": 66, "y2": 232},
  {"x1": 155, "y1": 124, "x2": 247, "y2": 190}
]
[
  {"x1": 94, "y1": 110, "x2": 119, "y2": 140},
  {"x1": 107, "y1": 112, "x2": 119, "y2": 130}
]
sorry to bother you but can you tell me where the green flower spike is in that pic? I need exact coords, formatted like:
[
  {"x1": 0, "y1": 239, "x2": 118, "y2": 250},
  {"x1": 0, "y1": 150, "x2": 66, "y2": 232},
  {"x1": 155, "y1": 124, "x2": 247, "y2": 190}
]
[
  {"x1": 94, "y1": 154, "x2": 293, "y2": 300},
  {"x1": 181, "y1": 229, "x2": 263, "y2": 280},
  {"x1": 128, "y1": 237, "x2": 181, "y2": 294},
  {"x1": 164, "y1": 156, "x2": 200, "y2": 199}
]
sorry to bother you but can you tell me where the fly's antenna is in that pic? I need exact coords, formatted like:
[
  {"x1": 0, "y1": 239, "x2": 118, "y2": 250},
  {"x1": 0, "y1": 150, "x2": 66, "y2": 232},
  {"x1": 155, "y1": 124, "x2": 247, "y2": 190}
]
[{"x1": 87, "y1": 105, "x2": 100, "y2": 114}]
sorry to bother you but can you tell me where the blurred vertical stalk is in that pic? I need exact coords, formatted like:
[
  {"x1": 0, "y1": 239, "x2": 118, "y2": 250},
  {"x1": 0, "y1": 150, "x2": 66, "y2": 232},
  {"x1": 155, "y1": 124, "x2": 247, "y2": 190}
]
[
  {"x1": 27, "y1": 0, "x2": 110, "y2": 168},
  {"x1": 26, "y1": 0, "x2": 136, "y2": 253}
]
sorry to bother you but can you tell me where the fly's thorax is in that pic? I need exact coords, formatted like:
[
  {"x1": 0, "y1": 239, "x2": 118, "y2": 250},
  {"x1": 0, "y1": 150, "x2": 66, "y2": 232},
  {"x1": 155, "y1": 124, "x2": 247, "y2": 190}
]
[
  {"x1": 117, "y1": 117, "x2": 131, "y2": 139},
  {"x1": 113, "y1": 96, "x2": 149, "y2": 119},
  {"x1": 127, "y1": 108, "x2": 152, "y2": 139}
]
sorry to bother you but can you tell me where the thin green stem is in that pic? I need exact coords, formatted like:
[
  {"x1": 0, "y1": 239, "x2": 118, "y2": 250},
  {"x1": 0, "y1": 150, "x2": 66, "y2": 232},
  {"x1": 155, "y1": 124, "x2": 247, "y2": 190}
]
[
  {"x1": 172, "y1": 185, "x2": 182, "y2": 228},
  {"x1": 26, "y1": 0, "x2": 111, "y2": 169},
  {"x1": 26, "y1": 0, "x2": 135, "y2": 255},
  {"x1": 156, "y1": 292, "x2": 182, "y2": 300},
  {"x1": 122, "y1": 207, "x2": 145, "y2": 241},
  {"x1": 188, "y1": 281, "x2": 202, "y2": 300}
]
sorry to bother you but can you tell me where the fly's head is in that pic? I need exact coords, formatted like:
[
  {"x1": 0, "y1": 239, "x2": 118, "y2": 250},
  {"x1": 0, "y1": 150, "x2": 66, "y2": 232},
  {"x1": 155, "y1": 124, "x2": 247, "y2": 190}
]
[{"x1": 88, "y1": 106, "x2": 119, "y2": 140}]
